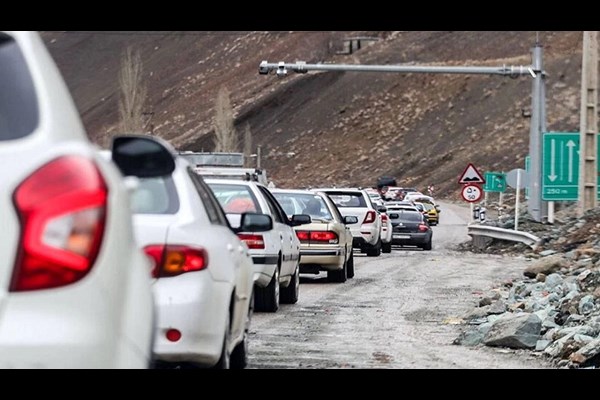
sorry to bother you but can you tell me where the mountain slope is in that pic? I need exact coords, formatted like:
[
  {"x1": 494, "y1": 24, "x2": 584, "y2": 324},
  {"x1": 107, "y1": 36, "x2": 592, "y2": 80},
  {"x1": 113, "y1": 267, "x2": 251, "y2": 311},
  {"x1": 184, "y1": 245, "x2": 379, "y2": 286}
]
[{"x1": 42, "y1": 31, "x2": 583, "y2": 198}]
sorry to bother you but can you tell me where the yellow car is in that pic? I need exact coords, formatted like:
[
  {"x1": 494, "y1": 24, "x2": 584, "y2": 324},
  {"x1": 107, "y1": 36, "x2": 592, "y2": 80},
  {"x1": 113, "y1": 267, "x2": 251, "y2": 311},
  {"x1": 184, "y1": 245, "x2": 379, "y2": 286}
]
[
  {"x1": 421, "y1": 202, "x2": 439, "y2": 225},
  {"x1": 272, "y1": 189, "x2": 357, "y2": 283}
]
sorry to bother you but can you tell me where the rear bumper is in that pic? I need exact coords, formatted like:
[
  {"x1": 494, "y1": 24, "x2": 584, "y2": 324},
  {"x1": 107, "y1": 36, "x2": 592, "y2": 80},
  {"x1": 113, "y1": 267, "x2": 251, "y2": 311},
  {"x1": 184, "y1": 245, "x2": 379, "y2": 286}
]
[
  {"x1": 391, "y1": 232, "x2": 430, "y2": 245},
  {"x1": 300, "y1": 248, "x2": 344, "y2": 271}
]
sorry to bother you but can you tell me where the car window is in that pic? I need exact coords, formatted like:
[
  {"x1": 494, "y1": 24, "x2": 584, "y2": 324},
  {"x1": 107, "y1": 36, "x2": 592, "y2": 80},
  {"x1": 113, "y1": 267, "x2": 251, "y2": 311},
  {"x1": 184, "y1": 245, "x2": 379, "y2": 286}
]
[
  {"x1": 258, "y1": 186, "x2": 286, "y2": 224},
  {"x1": 273, "y1": 192, "x2": 333, "y2": 221},
  {"x1": 131, "y1": 176, "x2": 180, "y2": 214},
  {"x1": 0, "y1": 33, "x2": 39, "y2": 140},
  {"x1": 398, "y1": 211, "x2": 423, "y2": 222},
  {"x1": 207, "y1": 182, "x2": 261, "y2": 214},
  {"x1": 187, "y1": 169, "x2": 229, "y2": 226}
]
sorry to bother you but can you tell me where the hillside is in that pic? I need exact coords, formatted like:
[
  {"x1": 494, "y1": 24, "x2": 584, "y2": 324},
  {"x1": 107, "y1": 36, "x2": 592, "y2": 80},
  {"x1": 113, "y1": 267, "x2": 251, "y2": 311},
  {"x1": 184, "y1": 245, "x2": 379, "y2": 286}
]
[{"x1": 41, "y1": 31, "x2": 583, "y2": 199}]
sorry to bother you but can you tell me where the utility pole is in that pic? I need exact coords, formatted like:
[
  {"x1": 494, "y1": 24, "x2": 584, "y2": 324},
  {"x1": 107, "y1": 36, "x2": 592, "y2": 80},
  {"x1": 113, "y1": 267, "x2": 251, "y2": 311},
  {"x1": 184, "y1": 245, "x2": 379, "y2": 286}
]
[
  {"x1": 259, "y1": 48, "x2": 548, "y2": 222},
  {"x1": 256, "y1": 145, "x2": 262, "y2": 169},
  {"x1": 578, "y1": 31, "x2": 599, "y2": 216}
]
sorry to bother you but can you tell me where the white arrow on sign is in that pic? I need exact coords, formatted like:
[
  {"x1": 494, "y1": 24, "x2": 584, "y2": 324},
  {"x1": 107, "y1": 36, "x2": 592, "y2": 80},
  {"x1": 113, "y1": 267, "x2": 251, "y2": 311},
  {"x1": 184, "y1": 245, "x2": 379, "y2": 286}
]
[
  {"x1": 567, "y1": 140, "x2": 576, "y2": 182},
  {"x1": 559, "y1": 140, "x2": 564, "y2": 180},
  {"x1": 548, "y1": 139, "x2": 557, "y2": 182}
]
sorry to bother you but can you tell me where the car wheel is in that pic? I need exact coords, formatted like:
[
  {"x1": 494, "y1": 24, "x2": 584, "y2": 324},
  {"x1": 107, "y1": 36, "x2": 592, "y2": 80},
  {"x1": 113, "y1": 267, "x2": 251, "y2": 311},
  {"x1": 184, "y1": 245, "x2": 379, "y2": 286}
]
[
  {"x1": 382, "y1": 242, "x2": 392, "y2": 253},
  {"x1": 346, "y1": 250, "x2": 355, "y2": 279},
  {"x1": 280, "y1": 263, "x2": 299, "y2": 304},
  {"x1": 366, "y1": 238, "x2": 381, "y2": 257},
  {"x1": 231, "y1": 290, "x2": 253, "y2": 369},
  {"x1": 327, "y1": 257, "x2": 347, "y2": 283},
  {"x1": 255, "y1": 265, "x2": 280, "y2": 312}
]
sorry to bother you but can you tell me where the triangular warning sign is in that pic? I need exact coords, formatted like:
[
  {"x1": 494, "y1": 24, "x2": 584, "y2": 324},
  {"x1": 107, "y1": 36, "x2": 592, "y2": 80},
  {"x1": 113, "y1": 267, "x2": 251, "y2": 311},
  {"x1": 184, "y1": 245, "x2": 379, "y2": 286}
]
[{"x1": 458, "y1": 163, "x2": 486, "y2": 184}]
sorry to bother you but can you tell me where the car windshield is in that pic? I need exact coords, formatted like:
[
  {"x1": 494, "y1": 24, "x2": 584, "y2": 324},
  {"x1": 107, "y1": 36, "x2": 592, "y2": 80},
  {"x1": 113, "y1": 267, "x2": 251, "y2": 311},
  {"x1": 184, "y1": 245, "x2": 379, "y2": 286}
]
[
  {"x1": 131, "y1": 177, "x2": 180, "y2": 214},
  {"x1": 0, "y1": 33, "x2": 39, "y2": 140},
  {"x1": 274, "y1": 192, "x2": 333, "y2": 221},
  {"x1": 208, "y1": 183, "x2": 261, "y2": 213},
  {"x1": 398, "y1": 211, "x2": 423, "y2": 222}
]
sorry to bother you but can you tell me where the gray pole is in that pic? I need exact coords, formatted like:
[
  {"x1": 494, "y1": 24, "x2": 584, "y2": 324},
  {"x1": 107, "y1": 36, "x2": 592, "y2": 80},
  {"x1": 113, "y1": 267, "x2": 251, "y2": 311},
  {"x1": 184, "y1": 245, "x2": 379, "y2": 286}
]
[
  {"x1": 527, "y1": 45, "x2": 545, "y2": 222},
  {"x1": 256, "y1": 145, "x2": 262, "y2": 169}
]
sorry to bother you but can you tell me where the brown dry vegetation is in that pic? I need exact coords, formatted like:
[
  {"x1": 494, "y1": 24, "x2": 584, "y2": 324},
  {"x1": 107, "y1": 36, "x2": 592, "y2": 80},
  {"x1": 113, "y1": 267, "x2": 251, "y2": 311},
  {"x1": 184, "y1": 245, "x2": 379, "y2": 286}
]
[{"x1": 42, "y1": 31, "x2": 583, "y2": 199}]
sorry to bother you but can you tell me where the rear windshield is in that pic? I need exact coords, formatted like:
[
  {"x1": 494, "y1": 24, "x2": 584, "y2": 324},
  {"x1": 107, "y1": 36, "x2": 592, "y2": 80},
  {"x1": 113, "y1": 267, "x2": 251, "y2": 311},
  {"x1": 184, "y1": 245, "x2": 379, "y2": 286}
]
[
  {"x1": 131, "y1": 177, "x2": 180, "y2": 214},
  {"x1": 207, "y1": 183, "x2": 261, "y2": 214},
  {"x1": 273, "y1": 192, "x2": 333, "y2": 220},
  {"x1": 325, "y1": 192, "x2": 367, "y2": 208},
  {"x1": 0, "y1": 33, "x2": 38, "y2": 140},
  {"x1": 397, "y1": 211, "x2": 423, "y2": 222}
]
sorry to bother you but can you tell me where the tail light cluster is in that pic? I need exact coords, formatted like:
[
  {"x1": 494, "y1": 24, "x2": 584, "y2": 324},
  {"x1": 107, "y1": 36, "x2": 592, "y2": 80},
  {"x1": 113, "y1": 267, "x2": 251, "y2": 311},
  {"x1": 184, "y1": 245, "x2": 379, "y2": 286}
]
[
  {"x1": 381, "y1": 214, "x2": 388, "y2": 223},
  {"x1": 418, "y1": 224, "x2": 430, "y2": 232},
  {"x1": 144, "y1": 245, "x2": 208, "y2": 278},
  {"x1": 296, "y1": 230, "x2": 339, "y2": 244},
  {"x1": 237, "y1": 233, "x2": 265, "y2": 249},
  {"x1": 11, "y1": 156, "x2": 108, "y2": 292},
  {"x1": 363, "y1": 210, "x2": 376, "y2": 224}
]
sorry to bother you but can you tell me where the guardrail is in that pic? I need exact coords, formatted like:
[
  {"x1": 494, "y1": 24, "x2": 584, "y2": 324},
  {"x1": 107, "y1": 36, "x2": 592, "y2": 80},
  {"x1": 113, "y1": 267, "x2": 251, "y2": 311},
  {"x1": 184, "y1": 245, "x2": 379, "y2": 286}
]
[{"x1": 467, "y1": 224, "x2": 542, "y2": 249}]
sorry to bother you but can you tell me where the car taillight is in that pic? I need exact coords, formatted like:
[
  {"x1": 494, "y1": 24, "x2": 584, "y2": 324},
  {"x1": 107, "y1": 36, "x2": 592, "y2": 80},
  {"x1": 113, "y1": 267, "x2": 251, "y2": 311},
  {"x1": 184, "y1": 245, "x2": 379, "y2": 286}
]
[
  {"x1": 310, "y1": 231, "x2": 338, "y2": 244},
  {"x1": 143, "y1": 245, "x2": 208, "y2": 278},
  {"x1": 363, "y1": 211, "x2": 376, "y2": 224},
  {"x1": 296, "y1": 231, "x2": 310, "y2": 242},
  {"x1": 237, "y1": 233, "x2": 265, "y2": 250},
  {"x1": 381, "y1": 214, "x2": 388, "y2": 222},
  {"x1": 418, "y1": 224, "x2": 429, "y2": 232},
  {"x1": 11, "y1": 156, "x2": 107, "y2": 292}
]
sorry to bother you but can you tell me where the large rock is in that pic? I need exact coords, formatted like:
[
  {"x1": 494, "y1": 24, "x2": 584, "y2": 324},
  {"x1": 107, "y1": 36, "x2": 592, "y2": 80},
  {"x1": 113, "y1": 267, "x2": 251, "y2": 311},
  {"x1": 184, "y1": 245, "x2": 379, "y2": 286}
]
[
  {"x1": 524, "y1": 255, "x2": 566, "y2": 278},
  {"x1": 483, "y1": 313, "x2": 542, "y2": 349},
  {"x1": 569, "y1": 338, "x2": 600, "y2": 365}
]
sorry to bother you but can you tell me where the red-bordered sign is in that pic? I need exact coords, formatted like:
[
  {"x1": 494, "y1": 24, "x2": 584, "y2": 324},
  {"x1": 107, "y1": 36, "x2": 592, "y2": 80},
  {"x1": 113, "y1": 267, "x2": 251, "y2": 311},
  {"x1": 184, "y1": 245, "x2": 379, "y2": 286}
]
[
  {"x1": 461, "y1": 184, "x2": 483, "y2": 203},
  {"x1": 458, "y1": 163, "x2": 486, "y2": 184}
]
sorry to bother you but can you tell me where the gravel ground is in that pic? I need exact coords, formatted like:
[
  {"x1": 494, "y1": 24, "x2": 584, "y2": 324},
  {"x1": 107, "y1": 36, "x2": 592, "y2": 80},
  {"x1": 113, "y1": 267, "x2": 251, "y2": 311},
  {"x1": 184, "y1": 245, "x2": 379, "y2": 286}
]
[{"x1": 247, "y1": 201, "x2": 552, "y2": 368}]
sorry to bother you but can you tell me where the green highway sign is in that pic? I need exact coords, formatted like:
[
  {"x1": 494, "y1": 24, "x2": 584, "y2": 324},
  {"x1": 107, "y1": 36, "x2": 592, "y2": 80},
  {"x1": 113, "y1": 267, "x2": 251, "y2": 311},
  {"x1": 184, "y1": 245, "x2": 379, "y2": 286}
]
[
  {"x1": 542, "y1": 132, "x2": 579, "y2": 201},
  {"x1": 483, "y1": 172, "x2": 506, "y2": 193}
]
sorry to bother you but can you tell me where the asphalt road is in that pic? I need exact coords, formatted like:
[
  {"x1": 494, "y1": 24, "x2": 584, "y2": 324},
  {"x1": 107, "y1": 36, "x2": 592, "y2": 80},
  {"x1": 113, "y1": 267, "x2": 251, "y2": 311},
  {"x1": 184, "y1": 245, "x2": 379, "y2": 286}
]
[{"x1": 247, "y1": 201, "x2": 551, "y2": 368}]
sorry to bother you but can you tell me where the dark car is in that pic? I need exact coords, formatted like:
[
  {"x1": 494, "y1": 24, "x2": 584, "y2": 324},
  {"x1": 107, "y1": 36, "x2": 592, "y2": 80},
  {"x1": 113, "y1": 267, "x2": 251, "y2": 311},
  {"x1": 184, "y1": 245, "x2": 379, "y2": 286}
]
[{"x1": 389, "y1": 209, "x2": 432, "y2": 250}]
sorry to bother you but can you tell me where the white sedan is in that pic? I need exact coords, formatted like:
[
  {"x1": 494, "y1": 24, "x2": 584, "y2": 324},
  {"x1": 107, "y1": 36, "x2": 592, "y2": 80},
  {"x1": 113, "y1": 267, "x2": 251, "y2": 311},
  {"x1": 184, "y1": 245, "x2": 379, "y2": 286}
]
[{"x1": 119, "y1": 138, "x2": 261, "y2": 368}]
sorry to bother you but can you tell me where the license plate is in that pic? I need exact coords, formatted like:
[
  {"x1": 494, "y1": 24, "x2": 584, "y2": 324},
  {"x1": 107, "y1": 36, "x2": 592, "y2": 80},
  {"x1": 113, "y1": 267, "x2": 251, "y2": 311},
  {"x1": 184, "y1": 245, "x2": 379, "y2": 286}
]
[{"x1": 393, "y1": 234, "x2": 410, "y2": 239}]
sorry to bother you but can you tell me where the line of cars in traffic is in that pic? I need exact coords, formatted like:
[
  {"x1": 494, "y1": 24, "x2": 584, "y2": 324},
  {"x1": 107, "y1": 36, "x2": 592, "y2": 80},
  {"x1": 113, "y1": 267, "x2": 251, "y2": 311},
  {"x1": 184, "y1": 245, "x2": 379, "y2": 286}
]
[{"x1": 0, "y1": 31, "x2": 442, "y2": 369}]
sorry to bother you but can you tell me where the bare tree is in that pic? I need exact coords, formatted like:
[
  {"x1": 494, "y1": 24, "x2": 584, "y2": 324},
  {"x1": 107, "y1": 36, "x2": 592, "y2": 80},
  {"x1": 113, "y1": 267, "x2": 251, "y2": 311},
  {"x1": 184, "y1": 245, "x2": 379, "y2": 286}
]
[
  {"x1": 213, "y1": 86, "x2": 237, "y2": 152},
  {"x1": 243, "y1": 123, "x2": 253, "y2": 167},
  {"x1": 118, "y1": 47, "x2": 147, "y2": 133}
]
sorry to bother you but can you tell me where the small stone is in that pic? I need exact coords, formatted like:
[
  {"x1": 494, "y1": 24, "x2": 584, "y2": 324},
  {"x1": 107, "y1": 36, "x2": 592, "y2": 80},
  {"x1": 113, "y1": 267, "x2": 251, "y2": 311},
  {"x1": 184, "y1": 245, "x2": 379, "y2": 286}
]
[
  {"x1": 536, "y1": 273, "x2": 547, "y2": 282},
  {"x1": 484, "y1": 313, "x2": 541, "y2": 349},
  {"x1": 465, "y1": 306, "x2": 490, "y2": 320},
  {"x1": 488, "y1": 300, "x2": 507, "y2": 315},
  {"x1": 579, "y1": 295, "x2": 595, "y2": 315},
  {"x1": 569, "y1": 352, "x2": 586, "y2": 364},
  {"x1": 535, "y1": 339, "x2": 551, "y2": 351},
  {"x1": 593, "y1": 287, "x2": 600, "y2": 298},
  {"x1": 544, "y1": 273, "x2": 564, "y2": 290},
  {"x1": 539, "y1": 249, "x2": 557, "y2": 257},
  {"x1": 524, "y1": 255, "x2": 566, "y2": 278},
  {"x1": 573, "y1": 334, "x2": 594, "y2": 344},
  {"x1": 479, "y1": 297, "x2": 493, "y2": 307}
]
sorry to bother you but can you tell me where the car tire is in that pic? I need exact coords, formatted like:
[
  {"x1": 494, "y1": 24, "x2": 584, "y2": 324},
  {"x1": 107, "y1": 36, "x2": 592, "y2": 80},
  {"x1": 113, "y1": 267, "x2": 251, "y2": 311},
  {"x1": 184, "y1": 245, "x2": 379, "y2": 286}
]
[
  {"x1": 366, "y1": 238, "x2": 381, "y2": 257},
  {"x1": 382, "y1": 242, "x2": 392, "y2": 253},
  {"x1": 231, "y1": 290, "x2": 253, "y2": 369},
  {"x1": 255, "y1": 266, "x2": 280, "y2": 312},
  {"x1": 280, "y1": 263, "x2": 300, "y2": 304},
  {"x1": 422, "y1": 239, "x2": 432, "y2": 251},
  {"x1": 346, "y1": 250, "x2": 355, "y2": 279},
  {"x1": 327, "y1": 257, "x2": 347, "y2": 283}
]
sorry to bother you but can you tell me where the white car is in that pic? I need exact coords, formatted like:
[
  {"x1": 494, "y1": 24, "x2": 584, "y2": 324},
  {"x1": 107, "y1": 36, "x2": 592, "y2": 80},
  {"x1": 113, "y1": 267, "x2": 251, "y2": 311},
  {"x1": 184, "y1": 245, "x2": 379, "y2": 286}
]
[
  {"x1": 379, "y1": 207, "x2": 393, "y2": 253},
  {"x1": 0, "y1": 31, "x2": 154, "y2": 368},
  {"x1": 314, "y1": 188, "x2": 382, "y2": 257},
  {"x1": 117, "y1": 137, "x2": 260, "y2": 369},
  {"x1": 271, "y1": 189, "x2": 357, "y2": 282},
  {"x1": 205, "y1": 179, "x2": 309, "y2": 312}
]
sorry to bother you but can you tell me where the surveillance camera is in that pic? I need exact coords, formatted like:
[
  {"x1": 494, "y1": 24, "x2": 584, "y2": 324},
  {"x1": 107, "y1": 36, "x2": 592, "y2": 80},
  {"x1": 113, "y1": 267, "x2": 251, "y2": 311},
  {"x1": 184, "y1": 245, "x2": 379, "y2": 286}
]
[
  {"x1": 258, "y1": 61, "x2": 269, "y2": 75},
  {"x1": 276, "y1": 61, "x2": 287, "y2": 77}
]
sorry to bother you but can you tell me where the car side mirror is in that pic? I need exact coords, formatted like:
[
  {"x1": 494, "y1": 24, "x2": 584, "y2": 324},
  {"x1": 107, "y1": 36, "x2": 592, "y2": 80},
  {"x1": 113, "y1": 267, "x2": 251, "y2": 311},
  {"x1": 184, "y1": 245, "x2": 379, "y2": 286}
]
[
  {"x1": 112, "y1": 135, "x2": 176, "y2": 178},
  {"x1": 377, "y1": 205, "x2": 387, "y2": 213},
  {"x1": 435, "y1": 205, "x2": 441, "y2": 213},
  {"x1": 290, "y1": 214, "x2": 311, "y2": 226},
  {"x1": 343, "y1": 216, "x2": 359, "y2": 225},
  {"x1": 236, "y1": 212, "x2": 273, "y2": 233}
]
